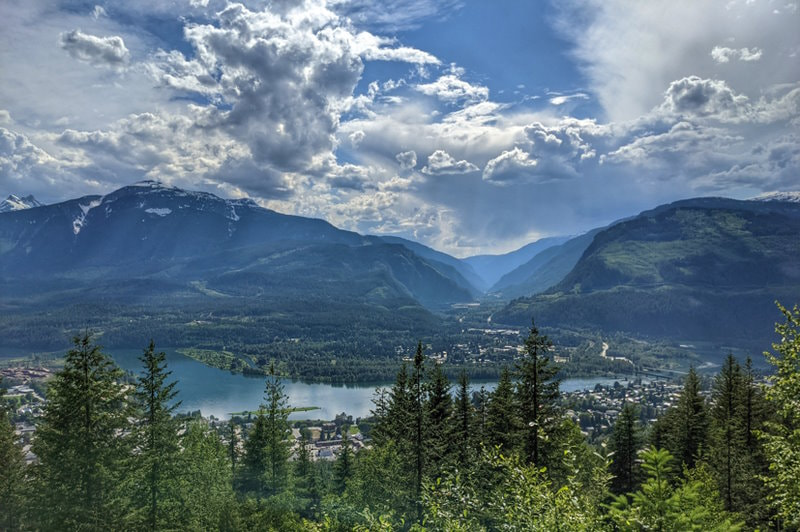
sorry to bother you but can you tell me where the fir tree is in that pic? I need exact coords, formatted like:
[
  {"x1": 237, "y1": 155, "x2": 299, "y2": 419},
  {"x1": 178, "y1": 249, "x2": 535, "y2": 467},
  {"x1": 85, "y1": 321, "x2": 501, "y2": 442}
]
[
  {"x1": 131, "y1": 340, "x2": 181, "y2": 531},
  {"x1": 709, "y1": 354, "x2": 744, "y2": 511},
  {"x1": 0, "y1": 378, "x2": 26, "y2": 531},
  {"x1": 516, "y1": 320, "x2": 559, "y2": 468},
  {"x1": 409, "y1": 342, "x2": 427, "y2": 522},
  {"x1": 263, "y1": 363, "x2": 291, "y2": 496},
  {"x1": 609, "y1": 402, "x2": 641, "y2": 494},
  {"x1": 668, "y1": 367, "x2": 707, "y2": 471},
  {"x1": 486, "y1": 367, "x2": 519, "y2": 453},
  {"x1": 426, "y1": 363, "x2": 453, "y2": 480},
  {"x1": 453, "y1": 371, "x2": 473, "y2": 469},
  {"x1": 242, "y1": 411, "x2": 269, "y2": 497},
  {"x1": 335, "y1": 426, "x2": 354, "y2": 494},
  {"x1": 228, "y1": 419, "x2": 239, "y2": 485},
  {"x1": 31, "y1": 332, "x2": 130, "y2": 530}
]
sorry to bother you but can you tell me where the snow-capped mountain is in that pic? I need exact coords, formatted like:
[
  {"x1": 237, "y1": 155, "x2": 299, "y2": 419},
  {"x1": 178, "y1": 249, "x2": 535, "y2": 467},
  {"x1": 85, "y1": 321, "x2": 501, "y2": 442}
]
[
  {"x1": 0, "y1": 194, "x2": 44, "y2": 213},
  {"x1": 0, "y1": 180, "x2": 476, "y2": 307},
  {"x1": 751, "y1": 191, "x2": 800, "y2": 203}
]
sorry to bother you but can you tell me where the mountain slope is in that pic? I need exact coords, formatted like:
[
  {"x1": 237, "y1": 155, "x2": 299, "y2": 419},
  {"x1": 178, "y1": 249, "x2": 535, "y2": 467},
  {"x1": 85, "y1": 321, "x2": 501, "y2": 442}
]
[
  {"x1": 463, "y1": 236, "x2": 569, "y2": 288},
  {"x1": 0, "y1": 181, "x2": 474, "y2": 308},
  {"x1": 378, "y1": 235, "x2": 485, "y2": 293},
  {"x1": 495, "y1": 197, "x2": 800, "y2": 345},
  {"x1": 490, "y1": 229, "x2": 602, "y2": 298}
]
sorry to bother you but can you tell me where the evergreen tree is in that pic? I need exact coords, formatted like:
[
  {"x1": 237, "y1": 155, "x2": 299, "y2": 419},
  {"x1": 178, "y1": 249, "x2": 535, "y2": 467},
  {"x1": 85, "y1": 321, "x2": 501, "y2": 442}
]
[
  {"x1": 668, "y1": 367, "x2": 707, "y2": 471},
  {"x1": 610, "y1": 402, "x2": 641, "y2": 494},
  {"x1": 31, "y1": 332, "x2": 130, "y2": 530},
  {"x1": 761, "y1": 303, "x2": 800, "y2": 528},
  {"x1": 334, "y1": 426, "x2": 353, "y2": 493},
  {"x1": 426, "y1": 363, "x2": 453, "y2": 480},
  {"x1": 486, "y1": 367, "x2": 519, "y2": 453},
  {"x1": 0, "y1": 378, "x2": 26, "y2": 531},
  {"x1": 174, "y1": 422, "x2": 236, "y2": 530},
  {"x1": 294, "y1": 429, "x2": 314, "y2": 515},
  {"x1": 473, "y1": 385, "x2": 490, "y2": 449},
  {"x1": 263, "y1": 363, "x2": 291, "y2": 496},
  {"x1": 515, "y1": 320, "x2": 559, "y2": 468},
  {"x1": 242, "y1": 411, "x2": 269, "y2": 497},
  {"x1": 228, "y1": 419, "x2": 239, "y2": 485},
  {"x1": 131, "y1": 340, "x2": 181, "y2": 531},
  {"x1": 409, "y1": 341, "x2": 427, "y2": 522},
  {"x1": 453, "y1": 371, "x2": 473, "y2": 469},
  {"x1": 708, "y1": 354, "x2": 744, "y2": 511}
]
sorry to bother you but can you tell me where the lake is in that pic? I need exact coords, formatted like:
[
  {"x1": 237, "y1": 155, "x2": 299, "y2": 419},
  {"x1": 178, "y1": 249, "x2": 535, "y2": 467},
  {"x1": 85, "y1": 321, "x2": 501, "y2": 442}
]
[
  {"x1": 3, "y1": 346, "x2": 634, "y2": 420},
  {"x1": 102, "y1": 348, "x2": 633, "y2": 420}
]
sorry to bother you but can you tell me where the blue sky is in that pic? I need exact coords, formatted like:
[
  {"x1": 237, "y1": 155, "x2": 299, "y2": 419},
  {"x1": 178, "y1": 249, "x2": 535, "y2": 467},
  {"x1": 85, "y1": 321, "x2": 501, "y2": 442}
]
[{"x1": 0, "y1": 0, "x2": 798, "y2": 255}]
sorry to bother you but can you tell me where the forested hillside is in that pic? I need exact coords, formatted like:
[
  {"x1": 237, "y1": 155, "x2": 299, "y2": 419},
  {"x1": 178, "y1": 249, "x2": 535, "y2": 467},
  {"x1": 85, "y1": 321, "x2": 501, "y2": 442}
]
[
  {"x1": 497, "y1": 198, "x2": 800, "y2": 346},
  {"x1": 2, "y1": 305, "x2": 799, "y2": 530}
]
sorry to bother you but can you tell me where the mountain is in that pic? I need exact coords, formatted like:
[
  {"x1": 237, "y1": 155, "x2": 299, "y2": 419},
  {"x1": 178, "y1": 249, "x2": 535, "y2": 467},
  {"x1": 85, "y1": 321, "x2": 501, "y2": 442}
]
[
  {"x1": 0, "y1": 181, "x2": 474, "y2": 308},
  {"x1": 495, "y1": 197, "x2": 800, "y2": 346},
  {"x1": 0, "y1": 194, "x2": 43, "y2": 213},
  {"x1": 463, "y1": 236, "x2": 570, "y2": 288},
  {"x1": 378, "y1": 235, "x2": 486, "y2": 293},
  {"x1": 489, "y1": 229, "x2": 602, "y2": 298},
  {"x1": 752, "y1": 191, "x2": 800, "y2": 203}
]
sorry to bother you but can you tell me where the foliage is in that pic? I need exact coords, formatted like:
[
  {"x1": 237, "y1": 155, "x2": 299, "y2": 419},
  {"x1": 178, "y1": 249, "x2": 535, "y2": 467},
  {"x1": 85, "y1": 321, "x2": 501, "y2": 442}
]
[{"x1": 760, "y1": 302, "x2": 800, "y2": 528}]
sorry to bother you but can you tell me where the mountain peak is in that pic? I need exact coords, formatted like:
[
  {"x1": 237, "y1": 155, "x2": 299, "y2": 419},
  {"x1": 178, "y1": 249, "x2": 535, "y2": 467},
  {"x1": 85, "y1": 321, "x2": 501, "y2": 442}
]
[
  {"x1": 751, "y1": 191, "x2": 800, "y2": 203},
  {"x1": 0, "y1": 194, "x2": 44, "y2": 213}
]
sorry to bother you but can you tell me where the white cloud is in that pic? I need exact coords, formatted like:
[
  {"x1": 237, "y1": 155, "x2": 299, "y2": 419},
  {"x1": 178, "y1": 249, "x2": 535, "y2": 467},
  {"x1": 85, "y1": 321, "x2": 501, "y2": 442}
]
[
  {"x1": 415, "y1": 74, "x2": 489, "y2": 104},
  {"x1": 482, "y1": 147, "x2": 538, "y2": 185},
  {"x1": 711, "y1": 46, "x2": 763, "y2": 63},
  {"x1": 59, "y1": 29, "x2": 130, "y2": 68},
  {"x1": 421, "y1": 149, "x2": 479, "y2": 175},
  {"x1": 395, "y1": 150, "x2": 417, "y2": 170},
  {"x1": 661, "y1": 76, "x2": 749, "y2": 119}
]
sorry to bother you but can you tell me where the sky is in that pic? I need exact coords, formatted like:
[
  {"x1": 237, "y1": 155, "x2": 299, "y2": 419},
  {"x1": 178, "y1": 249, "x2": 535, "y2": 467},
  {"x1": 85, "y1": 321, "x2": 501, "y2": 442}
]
[{"x1": 0, "y1": 0, "x2": 798, "y2": 256}]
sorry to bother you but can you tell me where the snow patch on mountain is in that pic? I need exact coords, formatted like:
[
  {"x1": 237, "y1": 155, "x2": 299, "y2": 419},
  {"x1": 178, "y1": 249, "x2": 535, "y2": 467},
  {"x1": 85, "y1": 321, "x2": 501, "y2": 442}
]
[
  {"x1": 752, "y1": 191, "x2": 800, "y2": 203},
  {"x1": 145, "y1": 208, "x2": 172, "y2": 216},
  {"x1": 73, "y1": 199, "x2": 102, "y2": 234}
]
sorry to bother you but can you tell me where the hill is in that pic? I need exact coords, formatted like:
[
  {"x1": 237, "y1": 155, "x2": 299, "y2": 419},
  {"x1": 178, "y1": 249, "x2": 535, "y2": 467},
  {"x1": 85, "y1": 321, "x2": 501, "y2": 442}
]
[
  {"x1": 489, "y1": 229, "x2": 602, "y2": 298},
  {"x1": 462, "y1": 236, "x2": 569, "y2": 288},
  {"x1": 495, "y1": 197, "x2": 800, "y2": 346}
]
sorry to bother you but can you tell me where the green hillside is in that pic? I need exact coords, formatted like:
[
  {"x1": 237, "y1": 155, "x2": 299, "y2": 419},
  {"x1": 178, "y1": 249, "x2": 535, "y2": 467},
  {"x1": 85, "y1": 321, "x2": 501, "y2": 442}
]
[{"x1": 495, "y1": 198, "x2": 800, "y2": 345}]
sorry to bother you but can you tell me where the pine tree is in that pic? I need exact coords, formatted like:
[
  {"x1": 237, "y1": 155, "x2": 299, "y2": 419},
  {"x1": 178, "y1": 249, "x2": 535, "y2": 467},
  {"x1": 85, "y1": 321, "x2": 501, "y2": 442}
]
[
  {"x1": 426, "y1": 363, "x2": 453, "y2": 480},
  {"x1": 263, "y1": 363, "x2": 291, "y2": 496},
  {"x1": 0, "y1": 378, "x2": 26, "y2": 531},
  {"x1": 516, "y1": 320, "x2": 559, "y2": 468},
  {"x1": 708, "y1": 354, "x2": 743, "y2": 511},
  {"x1": 228, "y1": 419, "x2": 239, "y2": 485},
  {"x1": 409, "y1": 341, "x2": 427, "y2": 522},
  {"x1": 486, "y1": 367, "x2": 519, "y2": 453},
  {"x1": 294, "y1": 429, "x2": 314, "y2": 515},
  {"x1": 31, "y1": 332, "x2": 130, "y2": 530},
  {"x1": 668, "y1": 367, "x2": 707, "y2": 471},
  {"x1": 131, "y1": 340, "x2": 181, "y2": 531},
  {"x1": 473, "y1": 385, "x2": 490, "y2": 448},
  {"x1": 453, "y1": 371, "x2": 473, "y2": 469},
  {"x1": 242, "y1": 411, "x2": 269, "y2": 497},
  {"x1": 609, "y1": 402, "x2": 641, "y2": 494},
  {"x1": 335, "y1": 426, "x2": 353, "y2": 493}
]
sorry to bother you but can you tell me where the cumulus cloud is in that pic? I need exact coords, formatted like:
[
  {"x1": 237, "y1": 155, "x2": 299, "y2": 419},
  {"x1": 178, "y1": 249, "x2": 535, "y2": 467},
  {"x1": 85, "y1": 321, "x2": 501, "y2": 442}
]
[
  {"x1": 416, "y1": 74, "x2": 489, "y2": 104},
  {"x1": 421, "y1": 149, "x2": 479, "y2": 175},
  {"x1": 661, "y1": 76, "x2": 749, "y2": 119},
  {"x1": 59, "y1": 29, "x2": 129, "y2": 68},
  {"x1": 482, "y1": 147, "x2": 538, "y2": 184},
  {"x1": 711, "y1": 46, "x2": 763, "y2": 63},
  {"x1": 395, "y1": 150, "x2": 417, "y2": 170}
]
